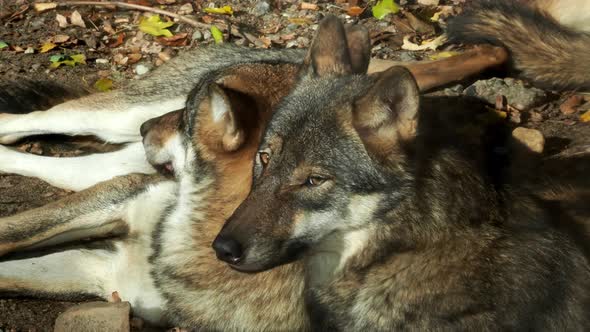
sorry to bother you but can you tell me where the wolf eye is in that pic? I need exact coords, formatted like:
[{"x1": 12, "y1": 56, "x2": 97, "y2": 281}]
[
  {"x1": 305, "y1": 176, "x2": 326, "y2": 187},
  {"x1": 259, "y1": 152, "x2": 270, "y2": 167}
]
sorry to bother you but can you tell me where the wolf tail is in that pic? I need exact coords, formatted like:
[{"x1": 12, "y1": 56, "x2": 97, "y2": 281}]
[
  {"x1": 0, "y1": 80, "x2": 89, "y2": 114},
  {"x1": 447, "y1": 0, "x2": 590, "y2": 91}
]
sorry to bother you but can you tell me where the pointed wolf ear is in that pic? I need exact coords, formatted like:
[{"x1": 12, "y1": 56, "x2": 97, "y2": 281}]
[
  {"x1": 354, "y1": 66, "x2": 420, "y2": 158},
  {"x1": 344, "y1": 24, "x2": 371, "y2": 74},
  {"x1": 190, "y1": 83, "x2": 246, "y2": 152},
  {"x1": 304, "y1": 15, "x2": 352, "y2": 76}
]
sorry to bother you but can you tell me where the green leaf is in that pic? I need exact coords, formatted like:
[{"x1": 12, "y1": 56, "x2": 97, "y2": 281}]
[
  {"x1": 211, "y1": 25, "x2": 223, "y2": 44},
  {"x1": 50, "y1": 54, "x2": 86, "y2": 68},
  {"x1": 94, "y1": 78, "x2": 113, "y2": 92},
  {"x1": 139, "y1": 15, "x2": 174, "y2": 37},
  {"x1": 0, "y1": 41, "x2": 8, "y2": 49},
  {"x1": 372, "y1": 0, "x2": 399, "y2": 20}
]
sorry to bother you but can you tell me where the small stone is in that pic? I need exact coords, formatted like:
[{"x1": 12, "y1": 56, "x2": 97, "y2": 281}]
[
  {"x1": 56, "y1": 13, "x2": 68, "y2": 28},
  {"x1": 54, "y1": 301, "x2": 130, "y2": 332},
  {"x1": 251, "y1": 1, "x2": 270, "y2": 16},
  {"x1": 178, "y1": 3, "x2": 193, "y2": 15},
  {"x1": 96, "y1": 58, "x2": 109, "y2": 65},
  {"x1": 24, "y1": 47, "x2": 34, "y2": 54},
  {"x1": 70, "y1": 10, "x2": 86, "y2": 28},
  {"x1": 203, "y1": 30, "x2": 212, "y2": 40},
  {"x1": 192, "y1": 30, "x2": 203, "y2": 41},
  {"x1": 512, "y1": 127, "x2": 544, "y2": 154},
  {"x1": 135, "y1": 64, "x2": 150, "y2": 75},
  {"x1": 464, "y1": 78, "x2": 547, "y2": 111}
]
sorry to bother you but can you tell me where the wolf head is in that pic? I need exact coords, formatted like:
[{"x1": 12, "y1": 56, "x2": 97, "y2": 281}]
[{"x1": 213, "y1": 16, "x2": 421, "y2": 272}]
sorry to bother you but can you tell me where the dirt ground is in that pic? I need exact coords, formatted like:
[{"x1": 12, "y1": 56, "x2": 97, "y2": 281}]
[{"x1": 1, "y1": 0, "x2": 589, "y2": 331}]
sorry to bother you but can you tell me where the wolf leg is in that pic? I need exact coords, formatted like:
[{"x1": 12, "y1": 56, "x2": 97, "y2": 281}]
[
  {"x1": 0, "y1": 142, "x2": 155, "y2": 191},
  {"x1": 0, "y1": 246, "x2": 118, "y2": 300},
  {"x1": 0, "y1": 92, "x2": 186, "y2": 144},
  {"x1": 0, "y1": 174, "x2": 168, "y2": 256}
]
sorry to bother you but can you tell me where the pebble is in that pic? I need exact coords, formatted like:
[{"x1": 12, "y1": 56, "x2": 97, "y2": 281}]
[
  {"x1": 135, "y1": 64, "x2": 150, "y2": 76},
  {"x1": 54, "y1": 301, "x2": 130, "y2": 332},
  {"x1": 96, "y1": 58, "x2": 109, "y2": 65},
  {"x1": 464, "y1": 78, "x2": 547, "y2": 111},
  {"x1": 192, "y1": 30, "x2": 203, "y2": 41},
  {"x1": 24, "y1": 47, "x2": 34, "y2": 54},
  {"x1": 203, "y1": 30, "x2": 212, "y2": 40},
  {"x1": 252, "y1": 1, "x2": 270, "y2": 16},
  {"x1": 512, "y1": 127, "x2": 545, "y2": 154}
]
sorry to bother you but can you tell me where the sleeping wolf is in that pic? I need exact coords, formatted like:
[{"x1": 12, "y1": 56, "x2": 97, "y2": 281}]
[{"x1": 214, "y1": 15, "x2": 590, "y2": 331}]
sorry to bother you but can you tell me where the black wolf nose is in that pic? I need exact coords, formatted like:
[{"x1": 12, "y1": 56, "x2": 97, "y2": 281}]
[
  {"x1": 140, "y1": 118, "x2": 157, "y2": 137},
  {"x1": 212, "y1": 236, "x2": 243, "y2": 264}
]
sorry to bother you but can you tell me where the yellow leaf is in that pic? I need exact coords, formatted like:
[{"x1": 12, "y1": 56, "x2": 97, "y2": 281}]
[
  {"x1": 288, "y1": 17, "x2": 312, "y2": 25},
  {"x1": 40, "y1": 42, "x2": 57, "y2": 53},
  {"x1": 94, "y1": 78, "x2": 113, "y2": 92},
  {"x1": 204, "y1": 5, "x2": 234, "y2": 15},
  {"x1": 211, "y1": 25, "x2": 224, "y2": 44},
  {"x1": 50, "y1": 54, "x2": 86, "y2": 68},
  {"x1": 139, "y1": 15, "x2": 174, "y2": 37},
  {"x1": 429, "y1": 51, "x2": 461, "y2": 60},
  {"x1": 580, "y1": 110, "x2": 590, "y2": 122},
  {"x1": 372, "y1": 0, "x2": 399, "y2": 20}
]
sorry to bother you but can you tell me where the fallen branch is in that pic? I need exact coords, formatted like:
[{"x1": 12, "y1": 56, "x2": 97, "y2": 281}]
[{"x1": 35, "y1": 1, "x2": 212, "y2": 30}]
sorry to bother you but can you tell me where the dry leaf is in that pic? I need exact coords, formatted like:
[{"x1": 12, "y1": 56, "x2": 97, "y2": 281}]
[
  {"x1": 401, "y1": 35, "x2": 446, "y2": 51},
  {"x1": 34, "y1": 2, "x2": 57, "y2": 12},
  {"x1": 560, "y1": 95, "x2": 584, "y2": 115},
  {"x1": 52, "y1": 34, "x2": 70, "y2": 43},
  {"x1": 157, "y1": 33, "x2": 188, "y2": 46},
  {"x1": 580, "y1": 110, "x2": 590, "y2": 122},
  {"x1": 301, "y1": 2, "x2": 319, "y2": 10},
  {"x1": 109, "y1": 33, "x2": 126, "y2": 48},
  {"x1": 347, "y1": 6, "x2": 364, "y2": 16},
  {"x1": 103, "y1": 21, "x2": 115, "y2": 35},
  {"x1": 127, "y1": 53, "x2": 142, "y2": 64},
  {"x1": 56, "y1": 13, "x2": 68, "y2": 28},
  {"x1": 372, "y1": 0, "x2": 399, "y2": 20},
  {"x1": 70, "y1": 10, "x2": 86, "y2": 28},
  {"x1": 50, "y1": 54, "x2": 86, "y2": 68}
]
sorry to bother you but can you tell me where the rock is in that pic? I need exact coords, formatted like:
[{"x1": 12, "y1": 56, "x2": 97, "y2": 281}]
[
  {"x1": 177, "y1": 3, "x2": 193, "y2": 15},
  {"x1": 53, "y1": 301, "x2": 130, "y2": 332},
  {"x1": 512, "y1": 127, "x2": 545, "y2": 154},
  {"x1": 135, "y1": 64, "x2": 150, "y2": 76},
  {"x1": 463, "y1": 78, "x2": 547, "y2": 111},
  {"x1": 203, "y1": 30, "x2": 212, "y2": 40},
  {"x1": 418, "y1": 0, "x2": 440, "y2": 5},
  {"x1": 192, "y1": 30, "x2": 203, "y2": 41},
  {"x1": 252, "y1": 1, "x2": 270, "y2": 16},
  {"x1": 96, "y1": 58, "x2": 109, "y2": 65},
  {"x1": 24, "y1": 47, "x2": 34, "y2": 54}
]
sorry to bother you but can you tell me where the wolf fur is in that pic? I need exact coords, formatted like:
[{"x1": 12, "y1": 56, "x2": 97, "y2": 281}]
[
  {"x1": 215, "y1": 16, "x2": 590, "y2": 330},
  {"x1": 0, "y1": 17, "x2": 540, "y2": 329},
  {"x1": 0, "y1": 50, "x2": 310, "y2": 330},
  {"x1": 447, "y1": 0, "x2": 590, "y2": 90}
]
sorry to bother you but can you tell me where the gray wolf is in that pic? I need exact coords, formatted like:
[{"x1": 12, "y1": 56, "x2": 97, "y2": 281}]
[
  {"x1": 0, "y1": 22, "x2": 511, "y2": 329},
  {"x1": 447, "y1": 0, "x2": 590, "y2": 91},
  {"x1": 214, "y1": 16, "x2": 590, "y2": 331}
]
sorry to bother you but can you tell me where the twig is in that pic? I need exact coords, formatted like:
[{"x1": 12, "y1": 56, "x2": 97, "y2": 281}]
[{"x1": 39, "y1": 1, "x2": 212, "y2": 29}]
